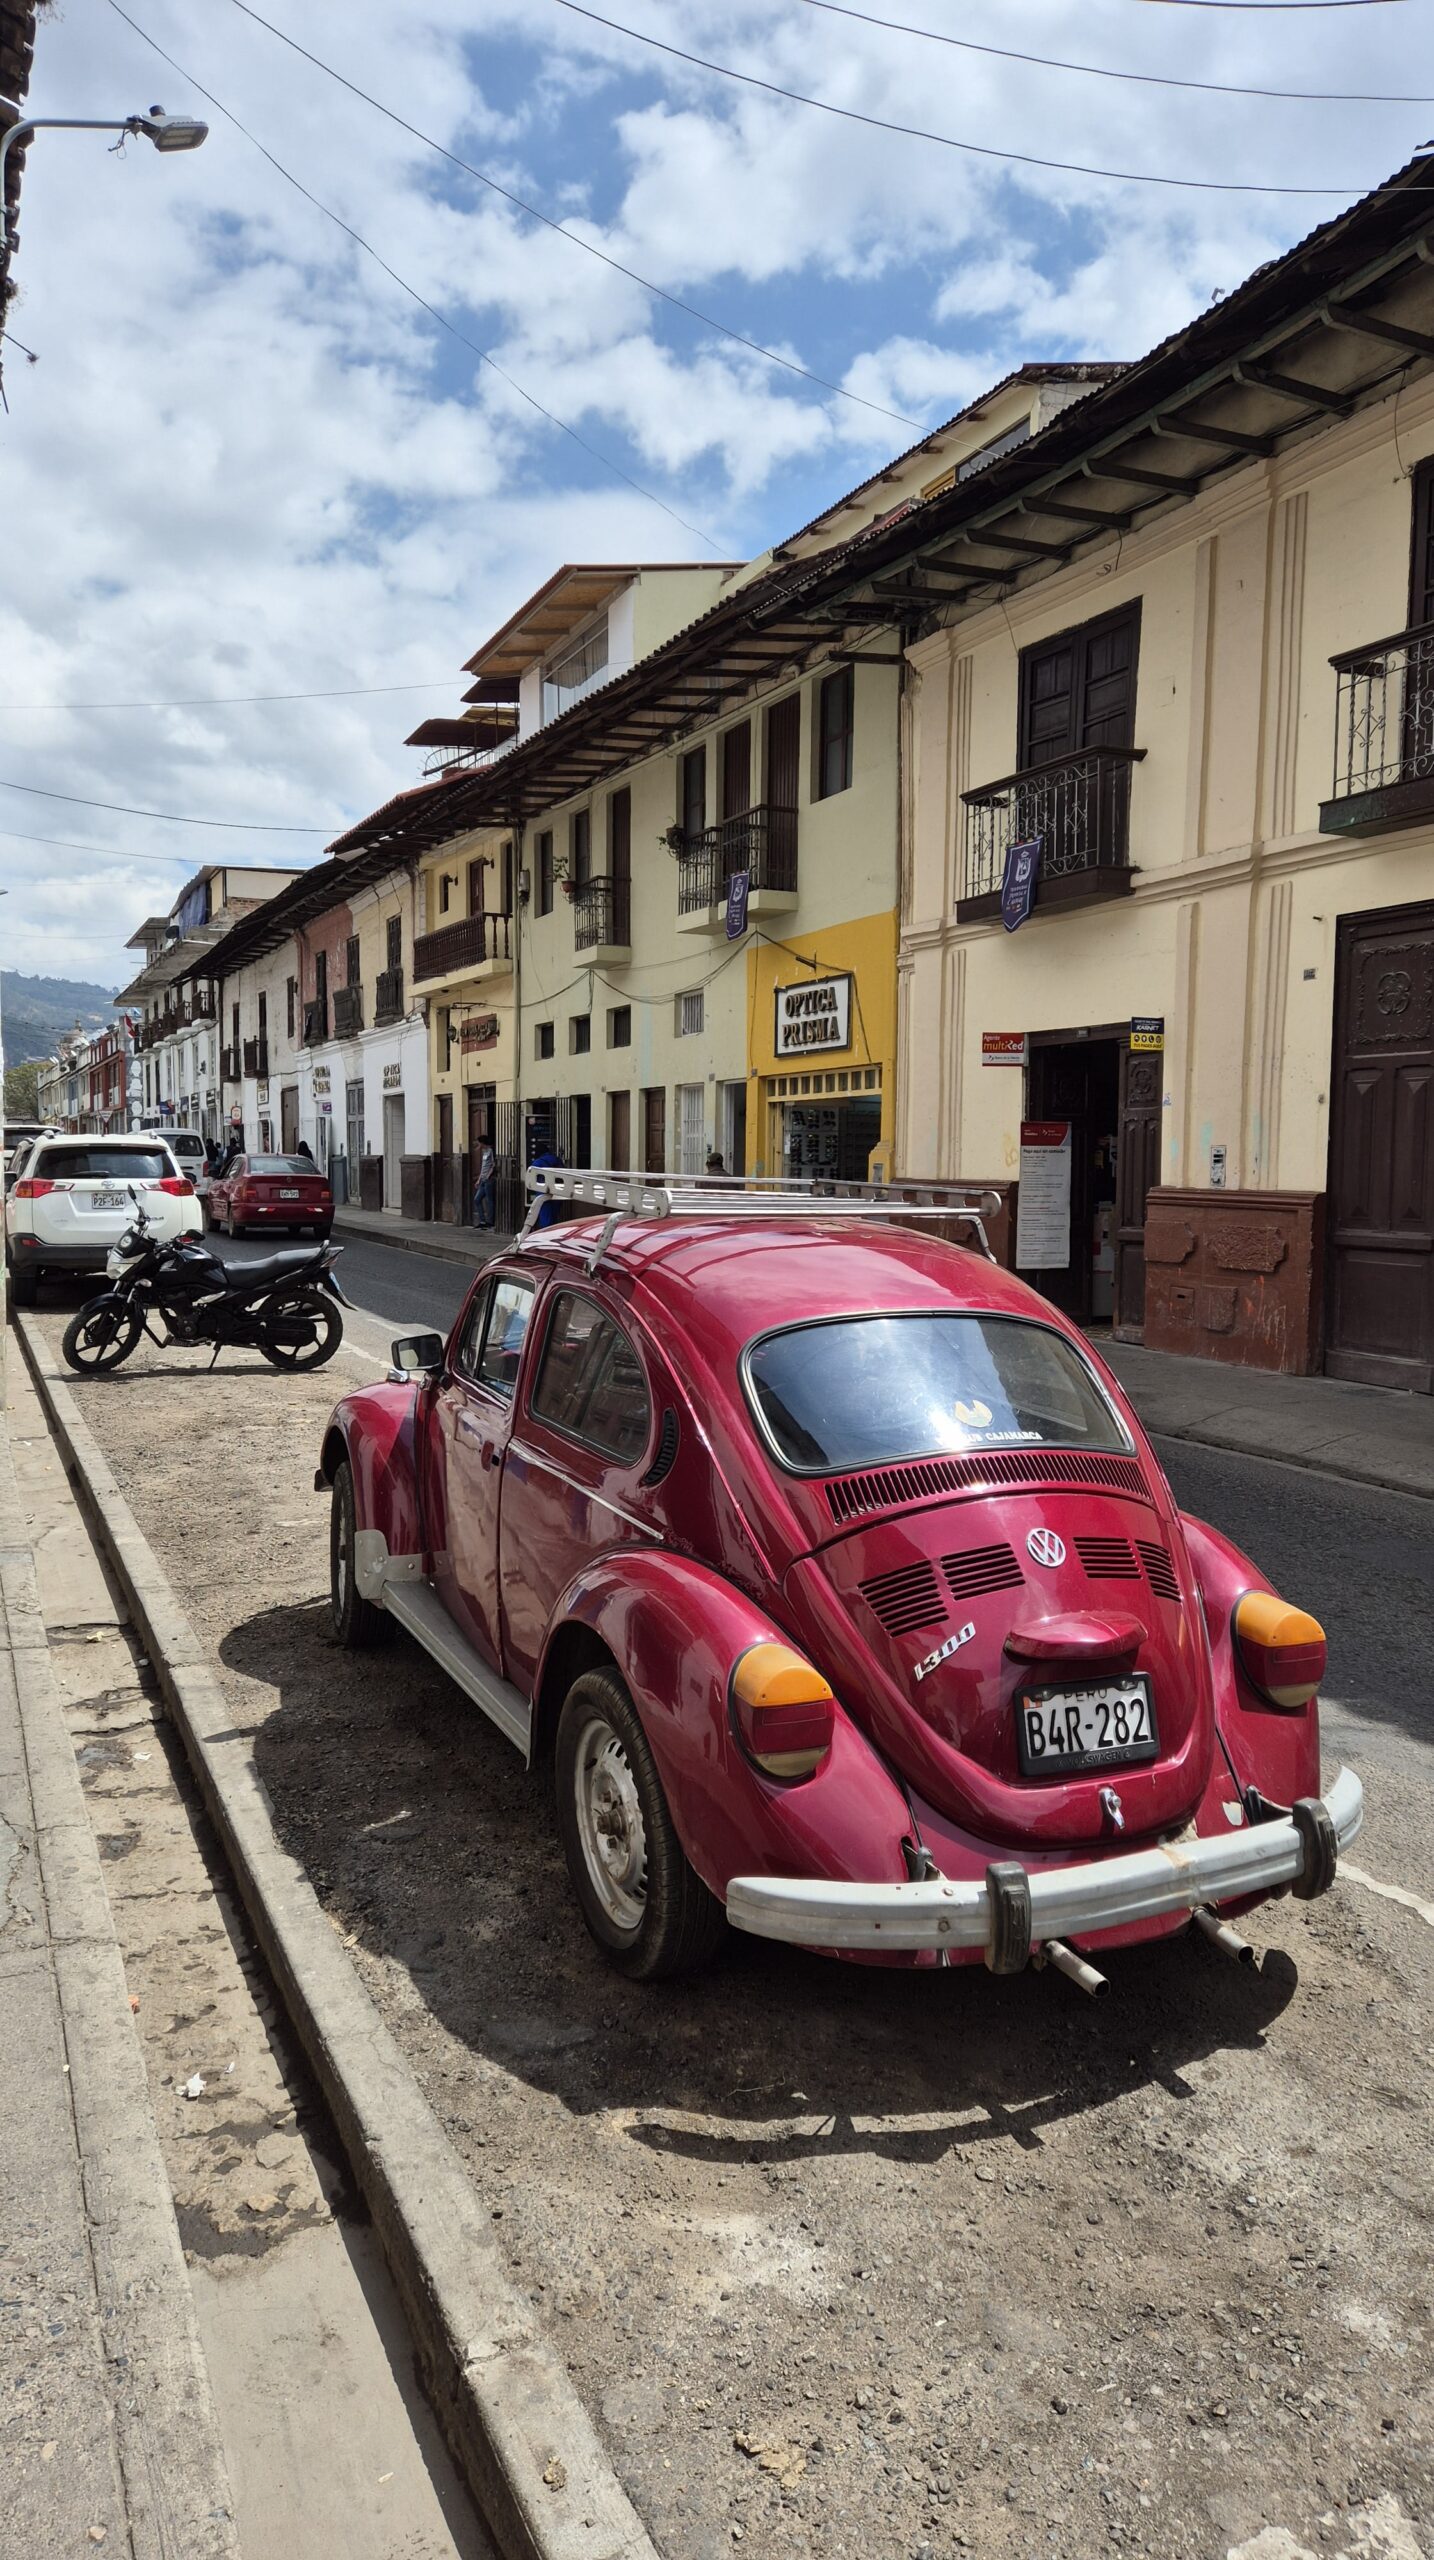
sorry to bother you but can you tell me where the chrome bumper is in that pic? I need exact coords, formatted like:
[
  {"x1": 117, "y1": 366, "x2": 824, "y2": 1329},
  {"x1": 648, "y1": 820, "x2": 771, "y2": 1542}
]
[{"x1": 725, "y1": 1767, "x2": 1364, "y2": 1960}]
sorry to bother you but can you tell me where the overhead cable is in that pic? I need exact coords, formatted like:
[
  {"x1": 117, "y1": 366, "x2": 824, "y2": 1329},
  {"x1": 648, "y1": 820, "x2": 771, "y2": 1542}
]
[
  {"x1": 0, "y1": 775, "x2": 333, "y2": 830},
  {"x1": 0, "y1": 681, "x2": 451, "y2": 712}
]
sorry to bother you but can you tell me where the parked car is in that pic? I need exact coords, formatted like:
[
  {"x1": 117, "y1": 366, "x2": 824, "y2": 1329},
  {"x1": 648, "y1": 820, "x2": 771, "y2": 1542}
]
[
  {"x1": 207, "y1": 1153, "x2": 333, "y2": 1238},
  {"x1": 4, "y1": 1131, "x2": 202, "y2": 1305},
  {"x1": 4, "y1": 1122, "x2": 52, "y2": 1186},
  {"x1": 314, "y1": 1177, "x2": 1361, "y2": 1987}
]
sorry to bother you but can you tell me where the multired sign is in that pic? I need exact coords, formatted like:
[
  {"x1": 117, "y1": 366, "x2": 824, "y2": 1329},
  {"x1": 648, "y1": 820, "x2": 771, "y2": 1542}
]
[{"x1": 981, "y1": 1032, "x2": 1027, "y2": 1067}]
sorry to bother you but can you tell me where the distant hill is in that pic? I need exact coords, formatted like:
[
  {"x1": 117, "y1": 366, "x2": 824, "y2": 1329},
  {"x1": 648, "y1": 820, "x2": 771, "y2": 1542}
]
[{"x1": 1, "y1": 971, "x2": 119, "y2": 1067}]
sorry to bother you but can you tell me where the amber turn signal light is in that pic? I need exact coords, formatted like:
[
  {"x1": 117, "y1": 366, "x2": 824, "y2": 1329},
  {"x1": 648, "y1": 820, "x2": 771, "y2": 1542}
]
[
  {"x1": 1233, "y1": 1590, "x2": 1327, "y2": 1711},
  {"x1": 731, "y1": 1643, "x2": 835, "y2": 1779}
]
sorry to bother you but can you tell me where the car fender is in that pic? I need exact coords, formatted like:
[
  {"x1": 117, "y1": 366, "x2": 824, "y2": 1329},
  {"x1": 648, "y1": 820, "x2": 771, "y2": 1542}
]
[
  {"x1": 1180, "y1": 1512, "x2": 1321, "y2": 1806},
  {"x1": 315, "y1": 1381, "x2": 424, "y2": 1564},
  {"x1": 539, "y1": 1549, "x2": 914, "y2": 1903}
]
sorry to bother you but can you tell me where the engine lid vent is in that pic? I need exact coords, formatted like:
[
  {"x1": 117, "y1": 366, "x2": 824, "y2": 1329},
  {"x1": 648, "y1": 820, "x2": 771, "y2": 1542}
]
[
  {"x1": 1137, "y1": 1539, "x2": 1181, "y2": 1601},
  {"x1": 859, "y1": 1559, "x2": 946, "y2": 1636},
  {"x1": 824, "y1": 1447, "x2": 1147, "y2": 1526},
  {"x1": 1075, "y1": 1535, "x2": 1140, "y2": 1580},
  {"x1": 942, "y1": 1541, "x2": 1024, "y2": 1601}
]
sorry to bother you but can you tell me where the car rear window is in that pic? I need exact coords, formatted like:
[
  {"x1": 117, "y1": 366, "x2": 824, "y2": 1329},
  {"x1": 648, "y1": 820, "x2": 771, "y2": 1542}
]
[
  {"x1": 744, "y1": 1313, "x2": 1129, "y2": 1474},
  {"x1": 35, "y1": 1146, "x2": 173, "y2": 1181},
  {"x1": 246, "y1": 1156, "x2": 318, "y2": 1176}
]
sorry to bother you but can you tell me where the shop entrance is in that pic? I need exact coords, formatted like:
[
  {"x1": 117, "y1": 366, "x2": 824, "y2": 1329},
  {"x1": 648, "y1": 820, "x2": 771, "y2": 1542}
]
[
  {"x1": 781, "y1": 1094, "x2": 881, "y2": 1182},
  {"x1": 1327, "y1": 900, "x2": 1434, "y2": 1391},
  {"x1": 1025, "y1": 1028, "x2": 1159, "y2": 1332}
]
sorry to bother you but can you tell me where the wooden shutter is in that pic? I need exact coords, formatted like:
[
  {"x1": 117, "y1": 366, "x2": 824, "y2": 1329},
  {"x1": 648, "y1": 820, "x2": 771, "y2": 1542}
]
[
  {"x1": 1410, "y1": 458, "x2": 1434, "y2": 628},
  {"x1": 722, "y1": 721, "x2": 752, "y2": 819},
  {"x1": 1019, "y1": 604, "x2": 1140, "y2": 768},
  {"x1": 765, "y1": 692, "x2": 801, "y2": 809}
]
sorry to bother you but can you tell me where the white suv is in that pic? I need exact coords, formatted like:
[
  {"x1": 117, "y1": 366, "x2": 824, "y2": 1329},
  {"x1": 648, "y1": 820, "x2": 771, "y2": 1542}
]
[{"x1": 5, "y1": 1132, "x2": 204, "y2": 1306}]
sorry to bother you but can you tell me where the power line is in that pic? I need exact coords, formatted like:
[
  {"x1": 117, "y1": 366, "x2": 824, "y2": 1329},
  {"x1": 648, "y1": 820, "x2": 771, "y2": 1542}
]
[
  {"x1": 0, "y1": 776, "x2": 333, "y2": 831},
  {"x1": 0, "y1": 680, "x2": 449, "y2": 712},
  {"x1": 218, "y1": 0, "x2": 922, "y2": 427},
  {"x1": 0, "y1": 826, "x2": 201, "y2": 864},
  {"x1": 548, "y1": 0, "x2": 1419, "y2": 194},
  {"x1": 107, "y1": 3, "x2": 727, "y2": 551},
  {"x1": 791, "y1": 0, "x2": 1434, "y2": 103}
]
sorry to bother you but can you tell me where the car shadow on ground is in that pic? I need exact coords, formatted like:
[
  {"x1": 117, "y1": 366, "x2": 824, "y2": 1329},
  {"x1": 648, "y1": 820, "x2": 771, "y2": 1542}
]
[{"x1": 230, "y1": 1596, "x2": 1301, "y2": 2166}]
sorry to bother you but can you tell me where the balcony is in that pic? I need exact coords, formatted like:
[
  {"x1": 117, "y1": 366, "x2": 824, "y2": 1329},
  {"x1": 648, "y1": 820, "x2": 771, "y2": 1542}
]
[
  {"x1": 958, "y1": 746, "x2": 1145, "y2": 920},
  {"x1": 332, "y1": 985, "x2": 364, "y2": 1037},
  {"x1": 374, "y1": 965, "x2": 405, "y2": 1025},
  {"x1": 303, "y1": 998, "x2": 328, "y2": 1046},
  {"x1": 220, "y1": 1044, "x2": 241, "y2": 1082},
  {"x1": 571, "y1": 875, "x2": 631, "y2": 962},
  {"x1": 1319, "y1": 620, "x2": 1434, "y2": 836},
  {"x1": 412, "y1": 912, "x2": 511, "y2": 988},
  {"x1": 242, "y1": 1038, "x2": 268, "y2": 1079},
  {"x1": 676, "y1": 805, "x2": 799, "y2": 931}
]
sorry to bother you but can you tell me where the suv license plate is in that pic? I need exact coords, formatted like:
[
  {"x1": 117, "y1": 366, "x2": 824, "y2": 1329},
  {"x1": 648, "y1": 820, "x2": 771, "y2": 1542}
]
[
  {"x1": 1017, "y1": 1676, "x2": 1157, "y2": 1776},
  {"x1": 91, "y1": 1189, "x2": 125, "y2": 1210}
]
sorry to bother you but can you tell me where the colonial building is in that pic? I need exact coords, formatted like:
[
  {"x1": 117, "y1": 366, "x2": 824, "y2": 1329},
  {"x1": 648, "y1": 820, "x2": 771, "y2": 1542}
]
[
  {"x1": 865, "y1": 154, "x2": 1434, "y2": 1389},
  {"x1": 116, "y1": 866, "x2": 300, "y2": 1143}
]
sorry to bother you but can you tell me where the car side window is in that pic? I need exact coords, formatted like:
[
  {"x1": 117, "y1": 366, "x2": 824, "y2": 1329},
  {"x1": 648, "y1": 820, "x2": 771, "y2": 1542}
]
[
  {"x1": 531, "y1": 1291, "x2": 651, "y2": 1463},
  {"x1": 471, "y1": 1276, "x2": 536, "y2": 1399},
  {"x1": 451, "y1": 1280, "x2": 493, "y2": 1382}
]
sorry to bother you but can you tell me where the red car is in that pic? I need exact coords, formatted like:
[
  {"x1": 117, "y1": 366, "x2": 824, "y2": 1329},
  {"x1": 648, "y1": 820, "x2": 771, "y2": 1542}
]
[
  {"x1": 208, "y1": 1153, "x2": 333, "y2": 1239},
  {"x1": 314, "y1": 1175, "x2": 1361, "y2": 1988}
]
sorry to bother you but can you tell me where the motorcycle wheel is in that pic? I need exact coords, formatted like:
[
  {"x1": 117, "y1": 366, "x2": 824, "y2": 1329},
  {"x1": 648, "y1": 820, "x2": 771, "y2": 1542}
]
[
  {"x1": 62, "y1": 1297, "x2": 143, "y2": 1375},
  {"x1": 259, "y1": 1289, "x2": 342, "y2": 1372}
]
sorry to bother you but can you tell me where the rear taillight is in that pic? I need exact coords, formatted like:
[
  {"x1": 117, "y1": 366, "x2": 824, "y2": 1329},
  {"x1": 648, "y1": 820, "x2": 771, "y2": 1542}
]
[
  {"x1": 730, "y1": 1642, "x2": 835, "y2": 1780},
  {"x1": 150, "y1": 1176, "x2": 194, "y2": 1197},
  {"x1": 13, "y1": 1178, "x2": 55, "y2": 1198},
  {"x1": 1233, "y1": 1590, "x2": 1326, "y2": 1711},
  {"x1": 318, "y1": 1188, "x2": 333, "y2": 1205}
]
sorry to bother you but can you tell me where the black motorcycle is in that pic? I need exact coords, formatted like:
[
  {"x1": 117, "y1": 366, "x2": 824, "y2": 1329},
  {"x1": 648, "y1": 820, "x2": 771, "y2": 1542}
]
[{"x1": 61, "y1": 1191, "x2": 352, "y2": 1376}]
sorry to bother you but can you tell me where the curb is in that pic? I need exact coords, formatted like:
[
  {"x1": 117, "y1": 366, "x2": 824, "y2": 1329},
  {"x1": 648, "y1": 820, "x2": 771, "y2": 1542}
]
[
  {"x1": 332, "y1": 1214, "x2": 510, "y2": 1272},
  {"x1": 1143, "y1": 1422, "x2": 1434, "y2": 1505},
  {"x1": 0, "y1": 1407, "x2": 240, "y2": 2560},
  {"x1": 15, "y1": 1314, "x2": 662, "y2": 2560}
]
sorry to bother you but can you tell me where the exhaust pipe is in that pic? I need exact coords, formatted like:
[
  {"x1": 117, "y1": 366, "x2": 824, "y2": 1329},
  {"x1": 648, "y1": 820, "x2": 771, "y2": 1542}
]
[
  {"x1": 1194, "y1": 1905, "x2": 1256, "y2": 1965},
  {"x1": 1040, "y1": 1938, "x2": 1108, "y2": 1999}
]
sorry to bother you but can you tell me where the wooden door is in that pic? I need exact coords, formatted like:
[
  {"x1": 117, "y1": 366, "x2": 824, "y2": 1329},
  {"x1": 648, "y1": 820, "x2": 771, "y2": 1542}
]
[
  {"x1": 642, "y1": 1086, "x2": 666, "y2": 1175},
  {"x1": 764, "y1": 692, "x2": 800, "y2": 810},
  {"x1": 1326, "y1": 904, "x2": 1434, "y2": 1391},
  {"x1": 721, "y1": 721, "x2": 751, "y2": 819},
  {"x1": 609, "y1": 787, "x2": 631, "y2": 945},
  {"x1": 609, "y1": 1088, "x2": 631, "y2": 1172},
  {"x1": 1113, "y1": 1043, "x2": 1163, "y2": 1340},
  {"x1": 436, "y1": 1090, "x2": 454, "y2": 1221}
]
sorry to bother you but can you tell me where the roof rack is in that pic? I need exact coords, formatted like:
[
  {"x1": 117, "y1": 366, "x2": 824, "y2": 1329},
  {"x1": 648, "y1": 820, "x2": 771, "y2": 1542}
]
[{"x1": 520, "y1": 1168, "x2": 1002, "y2": 1274}]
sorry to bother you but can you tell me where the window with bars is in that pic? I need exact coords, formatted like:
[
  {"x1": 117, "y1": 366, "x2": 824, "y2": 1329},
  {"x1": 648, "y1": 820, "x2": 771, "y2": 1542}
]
[
  {"x1": 676, "y1": 989, "x2": 704, "y2": 1037},
  {"x1": 345, "y1": 933, "x2": 360, "y2": 987},
  {"x1": 607, "y1": 1005, "x2": 631, "y2": 1049},
  {"x1": 679, "y1": 746, "x2": 706, "y2": 840},
  {"x1": 570, "y1": 1014, "x2": 591, "y2": 1055},
  {"x1": 286, "y1": 977, "x2": 297, "y2": 1039},
  {"x1": 536, "y1": 1022, "x2": 555, "y2": 1061},
  {"x1": 387, "y1": 914, "x2": 402, "y2": 971},
  {"x1": 571, "y1": 807, "x2": 591, "y2": 888}
]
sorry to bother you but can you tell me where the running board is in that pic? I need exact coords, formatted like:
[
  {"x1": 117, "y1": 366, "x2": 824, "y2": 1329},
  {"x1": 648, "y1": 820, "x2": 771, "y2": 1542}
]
[{"x1": 381, "y1": 1576, "x2": 532, "y2": 1760}]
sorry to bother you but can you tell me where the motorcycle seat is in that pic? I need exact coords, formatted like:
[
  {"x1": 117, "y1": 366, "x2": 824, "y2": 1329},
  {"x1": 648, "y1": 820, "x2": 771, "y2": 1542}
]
[{"x1": 236, "y1": 1247, "x2": 325, "y2": 1287}]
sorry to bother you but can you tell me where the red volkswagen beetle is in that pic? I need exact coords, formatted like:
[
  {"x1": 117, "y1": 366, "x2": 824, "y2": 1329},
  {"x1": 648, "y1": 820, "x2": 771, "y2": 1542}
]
[{"x1": 314, "y1": 1177, "x2": 1361, "y2": 1989}]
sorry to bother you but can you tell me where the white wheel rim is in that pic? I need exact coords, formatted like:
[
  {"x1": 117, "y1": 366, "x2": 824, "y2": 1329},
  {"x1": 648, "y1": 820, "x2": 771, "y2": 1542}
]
[
  {"x1": 573, "y1": 1715, "x2": 647, "y2": 1933},
  {"x1": 334, "y1": 1489, "x2": 350, "y2": 1608}
]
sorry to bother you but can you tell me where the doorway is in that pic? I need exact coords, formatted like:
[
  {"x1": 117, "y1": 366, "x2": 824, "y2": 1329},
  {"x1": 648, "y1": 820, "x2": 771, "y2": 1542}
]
[
  {"x1": 1326, "y1": 900, "x2": 1434, "y2": 1391},
  {"x1": 718, "y1": 1079, "x2": 747, "y2": 1176},
  {"x1": 609, "y1": 1088, "x2": 631, "y2": 1172},
  {"x1": 280, "y1": 1086, "x2": 298, "y2": 1151},
  {"x1": 780, "y1": 1095, "x2": 881, "y2": 1181},
  {"x1": 677, "y1": 1082, "x2": 706, "y2": 1176},
  {"x1": 436, "y1": 1091, "x2": 454, "y2": 1221},
  {"x1": 382, "y1": 1093, "x2": 403, "y2": 1212},
  {"x1": 642, "y1": 1086, "x2": 666, "y2": 1174},
  {"x1": 1025, "y1": 1033, "x2": 1123, "y2": 1326}
]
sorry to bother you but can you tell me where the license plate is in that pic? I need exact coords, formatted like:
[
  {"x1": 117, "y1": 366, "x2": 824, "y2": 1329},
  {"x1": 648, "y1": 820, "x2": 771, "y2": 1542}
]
[
  {"x1": 1017, "y1": 1676, "x2": 1157, "y2": 1776},
  {"x1": 278, "y1": 1188, "x2": 301, "y2": 1199},
  {"x1": 91, "y1": 1189, "x2": 125, "y2": 1210}
]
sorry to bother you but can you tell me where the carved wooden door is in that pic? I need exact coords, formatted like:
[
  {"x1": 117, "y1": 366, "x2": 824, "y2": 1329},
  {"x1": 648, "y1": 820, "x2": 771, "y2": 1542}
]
[{"x1": 1327, "y1": 904, "x2": 1434, "y2": 1391}]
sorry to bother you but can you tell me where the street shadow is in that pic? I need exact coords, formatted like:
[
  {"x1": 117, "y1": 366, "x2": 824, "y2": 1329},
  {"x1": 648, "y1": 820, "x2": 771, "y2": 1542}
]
[{"x1": 231, "y1": 1595, "x2": 1300, "y2": 2164}]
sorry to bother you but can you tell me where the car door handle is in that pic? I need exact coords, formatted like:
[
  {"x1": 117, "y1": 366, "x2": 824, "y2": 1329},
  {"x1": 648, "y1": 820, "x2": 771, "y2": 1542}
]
[{"x1": 482, "y1": 1441, "x2": 501, "y2": 1469}]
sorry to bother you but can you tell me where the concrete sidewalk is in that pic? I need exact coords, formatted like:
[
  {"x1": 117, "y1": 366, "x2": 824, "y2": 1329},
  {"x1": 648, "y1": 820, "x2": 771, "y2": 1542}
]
[
  {"x1": 0, "y1": 1361, "x2": 238, "y2": 2559},
  {"x1": 333, "y1": 1202, "x2": 510, "y2": 1270},
  {"x1": 1102, "y1": 1338, "x2": 1434, "y2": 1502}
]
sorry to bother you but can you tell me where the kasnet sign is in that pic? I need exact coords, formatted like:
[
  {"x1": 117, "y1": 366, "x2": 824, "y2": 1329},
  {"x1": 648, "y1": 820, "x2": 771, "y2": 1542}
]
[{"x1": 774, "y1": 974, "x2": 852, "y2": 1056}]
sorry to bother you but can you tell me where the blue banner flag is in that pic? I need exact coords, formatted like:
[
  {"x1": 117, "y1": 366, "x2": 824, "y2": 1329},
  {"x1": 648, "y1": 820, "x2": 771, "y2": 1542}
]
[
  {"x1": 725, "y1": 868, "x2": 750, "y2": 940},
  {"x1": 1000, "y1": 835, "x2": 1042, "y2": 933}
]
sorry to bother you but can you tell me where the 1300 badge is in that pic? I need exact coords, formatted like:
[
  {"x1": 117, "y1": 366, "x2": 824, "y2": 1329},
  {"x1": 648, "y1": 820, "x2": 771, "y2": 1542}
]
[{"x1": 912, "y1": 1620, "x2": 977, "y2": 1683}]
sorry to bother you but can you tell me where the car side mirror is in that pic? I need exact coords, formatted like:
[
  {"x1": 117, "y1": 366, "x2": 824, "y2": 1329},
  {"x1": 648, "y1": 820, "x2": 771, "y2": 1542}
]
[{"x1": 389, "y1": 1331, "x2": 445, "y2": 1381}]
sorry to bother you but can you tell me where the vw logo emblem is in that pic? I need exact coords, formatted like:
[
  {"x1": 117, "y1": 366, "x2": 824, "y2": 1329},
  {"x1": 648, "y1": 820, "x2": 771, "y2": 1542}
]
[{"x1": 1026, "y1": 1527, "x2": 1066, "y2": 1569}]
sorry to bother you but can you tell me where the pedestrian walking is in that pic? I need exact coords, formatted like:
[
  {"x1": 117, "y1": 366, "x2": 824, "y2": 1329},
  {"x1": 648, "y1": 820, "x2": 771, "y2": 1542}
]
[{"x1": 473, "y1": 1137, "x2": 497, "y2": 1230}]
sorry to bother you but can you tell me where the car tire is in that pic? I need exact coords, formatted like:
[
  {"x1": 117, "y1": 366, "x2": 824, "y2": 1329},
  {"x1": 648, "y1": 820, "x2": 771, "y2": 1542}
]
[
  {"x1": 8, "y1": 1260, "x2": 38, "y2": 1308},
  {"x1": 556, "y1": 1668, "x2": 725, "y2": 1980},
  {"x1": 329, "y1": 1459, "x2": 390, "y2": 1649}
]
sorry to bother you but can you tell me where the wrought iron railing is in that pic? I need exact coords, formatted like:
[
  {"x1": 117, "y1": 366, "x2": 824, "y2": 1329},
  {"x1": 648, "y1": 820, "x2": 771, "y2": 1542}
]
[
  {"x1": 412, "y1": 913, "x2": 510, "y2": 983},
  {"x1": 675, "y1": 805, "x2": 799, "y2": 913},
  {"x1": 302, "y1": 998, "x2": 328, "y2": 1045},
  {"x1": 220, "y1": 1044, "x2": 241, "y2": 1081},
  {"x1": 332, "y1": 985, "x2": 364, "y2": 1036},
  {"x1": 572, "y1": 876, "x2": 631, "y2": 951},
  {"x1": 375, "y1": 964, "x2": 406, "y2": 1023},
  {"x1": 961, "y1": 746, "x2": 1144, "y2": 902},
  {"x1": 1325, "y1": 618, "x2": 1434, "y2": 812},
  {"x1": 242, "y1": 1038, "x2": 268, "y2": 1078}
]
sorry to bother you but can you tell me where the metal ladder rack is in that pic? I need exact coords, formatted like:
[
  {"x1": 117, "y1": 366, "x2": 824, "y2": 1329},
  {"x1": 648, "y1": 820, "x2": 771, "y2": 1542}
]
[{"x1": 519, "y1": 1167, "x2": 1002, "y2": 1273}]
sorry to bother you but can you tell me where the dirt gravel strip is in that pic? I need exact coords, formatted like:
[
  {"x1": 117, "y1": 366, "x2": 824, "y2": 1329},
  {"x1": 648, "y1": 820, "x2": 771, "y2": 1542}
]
[
  {"x1": 0, "y1": 1406, "x2": 241, "y2": 2560},
  {"x1": 14, "y1": 1313, "x2": 664, "y2": 2560}
]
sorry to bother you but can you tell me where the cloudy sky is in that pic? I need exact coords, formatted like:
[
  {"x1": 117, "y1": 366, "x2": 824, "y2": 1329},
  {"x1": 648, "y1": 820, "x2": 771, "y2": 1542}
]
[{"x1": 0, "y1": 0, "x2": 1425, "y2": 991}]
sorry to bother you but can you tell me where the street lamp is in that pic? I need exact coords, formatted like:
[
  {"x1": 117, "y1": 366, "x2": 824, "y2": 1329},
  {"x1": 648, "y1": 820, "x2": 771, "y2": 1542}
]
[{"x1": 0, "y1": 97, "x2": 208, "y2": 214}]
